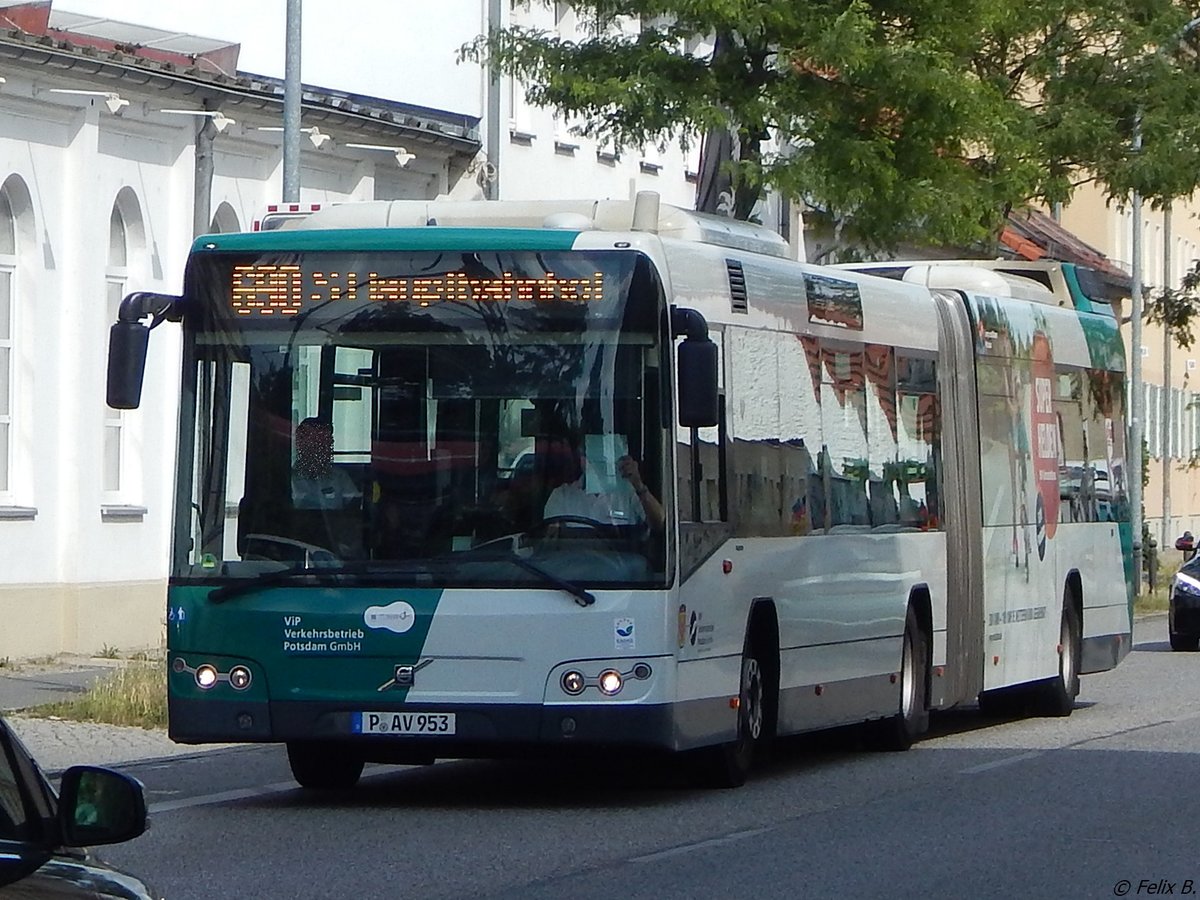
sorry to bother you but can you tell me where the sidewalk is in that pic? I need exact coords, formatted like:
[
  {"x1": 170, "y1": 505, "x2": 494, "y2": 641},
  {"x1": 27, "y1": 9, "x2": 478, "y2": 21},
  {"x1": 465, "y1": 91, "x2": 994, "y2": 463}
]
[{"x1": 0, "y1": 657, "x2": 200, "y2": 772}]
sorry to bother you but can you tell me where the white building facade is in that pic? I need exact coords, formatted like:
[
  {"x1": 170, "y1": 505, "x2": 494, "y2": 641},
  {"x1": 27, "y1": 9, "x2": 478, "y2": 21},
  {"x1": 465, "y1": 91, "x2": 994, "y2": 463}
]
[
  {"x1": 0, "y1": 1, "x2": 804, "y2": 660},
  {"x1": 0, "y1": 2, "x2": 484, "y2": 659}
]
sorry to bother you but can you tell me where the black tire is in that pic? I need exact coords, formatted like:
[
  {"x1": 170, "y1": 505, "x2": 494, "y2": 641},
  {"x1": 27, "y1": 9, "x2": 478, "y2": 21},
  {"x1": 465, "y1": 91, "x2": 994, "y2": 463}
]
[
  {"x1": 286, "y1": 741, "x2": 365, "y2": 790},
  {"x1": 976, "y1": 686, "x2": 1025, "y2": 719},
  {"x1": 1169, "y1": 629, "x2": 1200, "y2": 652},
  {"x1": 871, "y1": 608, "x2": 929, "y2": 751},
  {"x1": 692, "y1": 633, "x2": 772, "y2": 788},
  {"x1": 1032, "y1": 599, "x2": 1080, "y2": 717}
]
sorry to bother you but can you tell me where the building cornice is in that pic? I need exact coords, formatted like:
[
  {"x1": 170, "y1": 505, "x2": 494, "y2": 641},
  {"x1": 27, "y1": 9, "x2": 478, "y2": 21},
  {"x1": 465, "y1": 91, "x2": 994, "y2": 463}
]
[{"x1": 0, "y1": 27, "x2": 481, "y2": 158}]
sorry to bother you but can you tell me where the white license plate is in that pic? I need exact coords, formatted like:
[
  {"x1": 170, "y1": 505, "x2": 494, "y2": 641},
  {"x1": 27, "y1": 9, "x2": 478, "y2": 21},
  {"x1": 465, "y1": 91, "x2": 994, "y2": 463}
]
[{"x1": 352, "y1": 711, "x2": 455, "y2": 736}]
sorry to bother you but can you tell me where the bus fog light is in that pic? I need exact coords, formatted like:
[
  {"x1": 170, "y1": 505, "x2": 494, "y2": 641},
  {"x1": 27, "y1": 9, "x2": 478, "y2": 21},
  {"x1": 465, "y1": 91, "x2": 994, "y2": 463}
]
[
  {"x1": 561, "y1": 670, "x2": 586, "y2": 695},
  {"x1": 632, "y1": 663, "x2": 652, "y2": 680},
  {"x1": 598, "y1": 669, "x2": 623, "y2": 695},
  {"x1": 195, "y1": 664, "x2": 219, "y2": 690},
  {"x1": 229, "y1": 666, "x2": 252, "y2": 690}
]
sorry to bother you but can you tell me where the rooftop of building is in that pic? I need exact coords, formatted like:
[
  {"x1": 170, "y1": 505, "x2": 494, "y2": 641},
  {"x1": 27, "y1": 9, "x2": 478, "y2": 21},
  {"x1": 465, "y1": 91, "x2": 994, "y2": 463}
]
[{"x1": 0, "y1": 1, "x2": 481, "y2": 153}]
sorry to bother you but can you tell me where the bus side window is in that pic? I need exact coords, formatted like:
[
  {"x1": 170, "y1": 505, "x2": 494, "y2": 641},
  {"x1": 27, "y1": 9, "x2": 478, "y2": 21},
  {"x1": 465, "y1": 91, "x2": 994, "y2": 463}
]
[
  {"x1": 676, "y1": 332, "x2": 729, "y2": 577},
  {"x1": 729, "y1": 327, "x2": 822, "y2": 538},
  {"x1": 676, "y1": 400, "x2": 727, "y2": 524},
  {"x1": 677, "y1": 328, "x2": 727, "y2": 524},
  {"x1": 896, "y1": 354, "x2": 942, "y2": 531}
]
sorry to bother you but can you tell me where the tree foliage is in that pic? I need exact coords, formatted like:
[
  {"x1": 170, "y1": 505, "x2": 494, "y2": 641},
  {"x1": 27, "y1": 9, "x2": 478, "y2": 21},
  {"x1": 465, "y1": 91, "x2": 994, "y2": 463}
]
[
  {"x1": 1147, "y1": 261, "x2": 1200, "y2": 350},
  {"x1": 462, "y1": 1, "x2": 1200, "y2": 254}
]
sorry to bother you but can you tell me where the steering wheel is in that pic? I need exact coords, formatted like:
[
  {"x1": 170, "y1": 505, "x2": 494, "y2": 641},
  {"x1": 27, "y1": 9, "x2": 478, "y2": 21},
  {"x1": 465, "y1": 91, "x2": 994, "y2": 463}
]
[
  {"x1": 530, "y1": 515, "x2": 612, "y2": 539},
  {"x1": 242, "y1": 533, "x2": 340, "y2": 565}
]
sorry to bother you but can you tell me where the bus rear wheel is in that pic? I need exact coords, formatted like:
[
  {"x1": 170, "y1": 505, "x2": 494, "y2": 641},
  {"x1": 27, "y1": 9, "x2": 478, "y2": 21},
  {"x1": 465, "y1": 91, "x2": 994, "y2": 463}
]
[
  {"x1": 286, "y1": 741, "x2": 364, "y2": 790},
  {"x1": 871, "y1": 608, "x2": 929, "y2": 751},
  {"x1": 1032, "y1": 600, "x2": 1080, "y2": 717}
]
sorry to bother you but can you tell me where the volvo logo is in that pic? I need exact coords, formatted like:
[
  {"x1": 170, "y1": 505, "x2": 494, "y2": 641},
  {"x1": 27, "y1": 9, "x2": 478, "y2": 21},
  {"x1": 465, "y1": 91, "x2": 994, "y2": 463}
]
[{"x1": 377, "y1": 659, "x2": 434, "y2": 691}]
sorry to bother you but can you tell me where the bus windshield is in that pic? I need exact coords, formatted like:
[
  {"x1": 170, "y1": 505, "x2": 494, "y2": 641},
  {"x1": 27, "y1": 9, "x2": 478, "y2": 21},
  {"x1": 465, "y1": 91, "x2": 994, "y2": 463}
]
[{"x1": 177, "y1": 248, "x2": 670, "y2": 590}]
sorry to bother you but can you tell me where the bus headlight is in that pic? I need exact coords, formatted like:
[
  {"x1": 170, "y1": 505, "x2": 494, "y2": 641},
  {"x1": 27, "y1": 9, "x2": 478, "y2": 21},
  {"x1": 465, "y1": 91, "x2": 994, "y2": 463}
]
[
  {"x1": 195, "y1": 665, "x2": 219, "y2": 690},
  {"x1": 228, "y1": 666, "x2": 253, "y2": 691},
  {"x1": 598, "y1": 669, "x2": 623, "y2": 695},
  {"x1": 561, "y1": 670, "x2": 586, "y2": 695}
]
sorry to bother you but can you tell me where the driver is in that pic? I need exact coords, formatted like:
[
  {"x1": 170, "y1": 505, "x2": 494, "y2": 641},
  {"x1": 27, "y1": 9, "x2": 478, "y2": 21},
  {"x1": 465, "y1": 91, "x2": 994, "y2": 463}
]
[
  {"x1": 291, "y1": 417, "x2": 362, "y2": 510},
  {"x1": 541, "y1": 432, "x2": 664, "y2": 531}
]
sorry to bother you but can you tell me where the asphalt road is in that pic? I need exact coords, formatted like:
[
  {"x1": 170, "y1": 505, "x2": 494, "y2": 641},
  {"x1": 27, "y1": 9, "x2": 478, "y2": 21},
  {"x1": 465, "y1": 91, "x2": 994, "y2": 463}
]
[{"x1": 96, "y1": 615, "x2": 1197, "y2": 900}]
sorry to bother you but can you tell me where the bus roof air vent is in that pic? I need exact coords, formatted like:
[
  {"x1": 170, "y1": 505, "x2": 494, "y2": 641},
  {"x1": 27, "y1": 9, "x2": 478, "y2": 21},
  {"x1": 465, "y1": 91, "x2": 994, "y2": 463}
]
[{"x1": 727, "y1": 259, "x2": 748, "y2": 313}]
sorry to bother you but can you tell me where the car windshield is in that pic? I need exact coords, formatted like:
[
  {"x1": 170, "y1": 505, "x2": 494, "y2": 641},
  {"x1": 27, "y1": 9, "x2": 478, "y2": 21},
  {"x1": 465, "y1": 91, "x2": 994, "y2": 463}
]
[{"x1": 176, "y1": 248, "x2": 671, "y2": 590}]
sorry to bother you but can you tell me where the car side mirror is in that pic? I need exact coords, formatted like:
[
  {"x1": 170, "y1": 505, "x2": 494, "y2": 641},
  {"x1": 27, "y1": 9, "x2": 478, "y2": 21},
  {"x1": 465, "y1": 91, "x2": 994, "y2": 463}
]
[{"x1": 57, "y1": 766, "x2": 149, "y2": 848}]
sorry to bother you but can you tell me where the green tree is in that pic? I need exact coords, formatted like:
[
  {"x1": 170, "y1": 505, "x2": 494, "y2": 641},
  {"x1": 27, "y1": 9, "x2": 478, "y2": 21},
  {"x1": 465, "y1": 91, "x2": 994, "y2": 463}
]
[
  {"x1": 463, "y1": 1, "x2": 1200, "y2": 255},
  {"x1": 1147, "y1": 261, "x2": 1200, "y2": 349}
]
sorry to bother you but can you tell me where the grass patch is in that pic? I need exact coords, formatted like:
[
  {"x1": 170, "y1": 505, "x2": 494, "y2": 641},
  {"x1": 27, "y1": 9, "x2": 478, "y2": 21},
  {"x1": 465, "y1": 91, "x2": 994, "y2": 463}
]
[
  {"x1": 33, "y1": 663, "x2": 167, "y2": 729},
  {"x1": 1136, "y1": 585, "x2": 1171, "y2": 615},
  {"x1": 1135, "y1": 560, "x2": 1179, "y2": 616}
]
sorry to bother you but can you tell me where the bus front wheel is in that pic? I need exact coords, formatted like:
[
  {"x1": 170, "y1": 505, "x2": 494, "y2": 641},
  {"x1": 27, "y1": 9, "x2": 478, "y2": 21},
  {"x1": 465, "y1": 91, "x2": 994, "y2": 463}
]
[
  {"x1": 286, "y1": 741, "x2": 365, "y2": 790},
  {"x1": 691, "y1": 631, "x2": 773, "y2": 789}
]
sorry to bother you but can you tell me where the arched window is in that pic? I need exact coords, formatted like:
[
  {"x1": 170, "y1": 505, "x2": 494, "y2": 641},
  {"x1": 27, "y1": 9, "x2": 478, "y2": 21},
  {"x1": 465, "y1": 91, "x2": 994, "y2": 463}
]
[
  {"x1": 104, "y1": 204, "x2": 128, "y2": 494},
  {"x1": 0, "y1": 186, "x2": 14, "y2": 495},
  {"x1": 103, "y1": 188, "x2": 149, "y2": 507},
  {"x1": 210, "y1": 201, "x2": 241, "y2": 234}
]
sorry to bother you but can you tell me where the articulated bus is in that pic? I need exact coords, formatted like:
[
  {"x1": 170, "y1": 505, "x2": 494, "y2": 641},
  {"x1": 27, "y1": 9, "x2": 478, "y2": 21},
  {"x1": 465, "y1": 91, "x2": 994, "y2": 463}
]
[{"x1": 106, "y1": 192, "x2": 1133, "y2": 790}]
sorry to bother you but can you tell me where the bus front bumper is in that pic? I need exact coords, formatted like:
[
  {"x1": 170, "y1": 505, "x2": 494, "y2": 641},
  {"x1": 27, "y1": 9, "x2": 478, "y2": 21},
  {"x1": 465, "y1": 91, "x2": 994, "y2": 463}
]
[{"x1": 168, "y1": 697, "x2": 687, "y2": 756}]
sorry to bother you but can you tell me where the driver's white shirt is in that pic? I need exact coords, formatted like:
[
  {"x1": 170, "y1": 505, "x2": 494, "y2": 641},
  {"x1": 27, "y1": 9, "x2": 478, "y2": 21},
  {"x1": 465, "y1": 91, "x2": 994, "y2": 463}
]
[
  {"x1": 543, "y1": 477, "x2": 645, "y2": 525},
  {"x1": 291, "y1": 467, "x2": 361, "y2": 510}
]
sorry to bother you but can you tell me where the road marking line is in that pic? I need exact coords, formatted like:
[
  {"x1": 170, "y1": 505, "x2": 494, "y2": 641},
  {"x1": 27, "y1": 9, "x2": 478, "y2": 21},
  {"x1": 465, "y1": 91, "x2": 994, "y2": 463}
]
[
  {"x1": 147, "y1": 767, "x2": 400, "y2": 813},
  {"x1": 959, "y1": 750, "x2": 1044, "y2": 774},
  {"x1": 958, "y1": 710, "x2": 1200, "y2": 776},
  {"x1": 630, "y1": 827, "x2": 773, "y2": 863},
  {"x1": 150, "y1": 780, "x2": 299, "y2": 813}
]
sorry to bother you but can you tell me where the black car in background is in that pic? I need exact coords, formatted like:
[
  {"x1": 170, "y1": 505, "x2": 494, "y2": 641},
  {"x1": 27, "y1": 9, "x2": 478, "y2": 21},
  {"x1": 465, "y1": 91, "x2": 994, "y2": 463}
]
[
  {"x1": 0, "y1": 713, "x2": 157, "y2": 898},
  {"x1": 1170, "y1": 534, "x2": 1200, "y2": 652}
]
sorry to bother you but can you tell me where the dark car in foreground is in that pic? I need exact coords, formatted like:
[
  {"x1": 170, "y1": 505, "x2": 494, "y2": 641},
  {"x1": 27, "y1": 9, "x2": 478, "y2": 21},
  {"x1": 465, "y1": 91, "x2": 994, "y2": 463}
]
[
  {"x1": 1170, "y1": 549, "x2": 1200, "y2": 652},
  {"x1": 0, "y1": 713, "x2": 157, "y2": 898}
]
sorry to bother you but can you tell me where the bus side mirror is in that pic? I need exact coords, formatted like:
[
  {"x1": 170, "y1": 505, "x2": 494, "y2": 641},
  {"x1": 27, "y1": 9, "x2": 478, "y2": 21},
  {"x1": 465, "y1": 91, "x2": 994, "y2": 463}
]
[
  {"x1": 677, "y1": 337, "x2": 719, "y2": 428},
  {"x1": 105, "y1": 291, "x2": 180, "y2": 410},
  {"x1": 107, "y1": 321, "x2": 150, "y2": 410}
]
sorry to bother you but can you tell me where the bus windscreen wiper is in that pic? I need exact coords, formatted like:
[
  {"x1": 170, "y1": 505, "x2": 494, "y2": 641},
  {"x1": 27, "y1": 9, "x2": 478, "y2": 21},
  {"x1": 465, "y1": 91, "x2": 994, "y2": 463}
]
[
  {"x1": 506, "y1": 554, "x2": 595, "y2": 607},
  {"x1": 207, "y1": 562, "x2": 433, "y2": 604},
  {"x1": 207, "y1": 565, "x2": 344, "y2": 604},
  {"x1": 440, "y1": 536, "x2": 597, "y2": 607},
  {"x1": 457, "y1": 550, "x2": 595, "y2": 607}
]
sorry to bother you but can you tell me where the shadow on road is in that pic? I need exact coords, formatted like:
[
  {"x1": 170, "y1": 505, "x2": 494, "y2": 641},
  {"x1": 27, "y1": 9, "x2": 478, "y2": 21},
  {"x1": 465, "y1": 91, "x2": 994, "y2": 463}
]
[
  {"x1": 229, "y1": 695, "x2": 1115, "y2": 813},
  {"x1": 1133, "y1": 639, "x2": 1200, "y2": 654}
]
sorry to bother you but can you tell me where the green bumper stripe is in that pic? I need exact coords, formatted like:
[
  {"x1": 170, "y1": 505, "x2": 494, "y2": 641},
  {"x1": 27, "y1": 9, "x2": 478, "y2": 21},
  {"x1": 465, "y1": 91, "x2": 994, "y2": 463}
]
[{"x1": 167, "y1": 583, "x2": 447, "y2": 704}]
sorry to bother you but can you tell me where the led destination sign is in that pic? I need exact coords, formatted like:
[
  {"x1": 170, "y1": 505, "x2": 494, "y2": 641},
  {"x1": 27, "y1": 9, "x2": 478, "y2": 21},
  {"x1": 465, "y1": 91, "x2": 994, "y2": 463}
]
[{"x1": 230, "y1": 264, "x2": 606, "y2": 316}]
